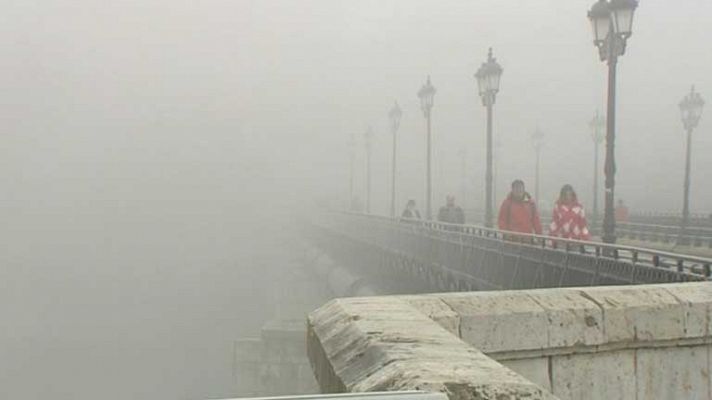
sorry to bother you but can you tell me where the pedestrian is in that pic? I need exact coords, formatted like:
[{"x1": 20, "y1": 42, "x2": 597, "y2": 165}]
[
  {"x1": 401, "y1": 199, "x2": 422, "y2": 220},
  {"x1": 498, "y1": 179, "x2": 542, "y2": 235},
  {"x1": 615, "y1": 199, "x2": 629, "y2": 223},
  {"x1": 437, "y1": 195, "x2": 465, "y2": 224},
  {"x1": 548, "y1": 184, "x2": 591, "y2": 240}
]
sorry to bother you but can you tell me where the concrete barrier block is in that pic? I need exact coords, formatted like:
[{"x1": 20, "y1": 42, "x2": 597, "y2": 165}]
[
  {"x1": 662, "y1": 282, "x2": 712, "y2": 338},
  {"x1": 527, "y1": 289, "x2": 605, "y2": 348},
  {"x1": 437, "y1": 292, "x2": 548, "y2": 353},
  {"x1": 551, "y1": 351, "x2": 635, "y2": 400},
  {"x1": 579, "y1": 285, "x2": 685, "y2": 342},
  {"x1": 500, "y1": 358, "x2": 551, "y2": 392},
  {"x1": 635, "y1": 346, "x2": 710, "y2": 399}
]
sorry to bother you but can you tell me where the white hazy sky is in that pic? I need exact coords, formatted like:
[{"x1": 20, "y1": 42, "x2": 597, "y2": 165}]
[{"x1": 2, "y1": 0, "x2": 712, "y2": 216}]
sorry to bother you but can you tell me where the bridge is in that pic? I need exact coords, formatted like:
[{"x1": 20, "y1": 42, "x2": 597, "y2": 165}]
[
  {"x1": 296, "y1": 213, "x2": 712, "y2": 399},
  {"x1": 232, "y1": 212, "x2": 712, "y2": 400},
  {"x1": 308, "y1": 212, "x2": 709, "y2": 294}
]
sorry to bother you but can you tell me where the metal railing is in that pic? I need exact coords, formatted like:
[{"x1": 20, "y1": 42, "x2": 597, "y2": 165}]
[
  {"x1": 628, "y1": 211, "x2": 712, "y2": 228},
  {"x1": 615, "y1": 222, "x2": 712, "y2": 247},
  {"x1": 465, "y1": 208, "x2": 712, "y2": 247},
  {"x1": 315, "y1": 212, "x2": 710, "y2": 284}
]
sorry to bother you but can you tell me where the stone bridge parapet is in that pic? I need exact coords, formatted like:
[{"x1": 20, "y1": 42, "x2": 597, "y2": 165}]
[{"x1": 307, "y1": 283, "x2": 712, "y2": 400}]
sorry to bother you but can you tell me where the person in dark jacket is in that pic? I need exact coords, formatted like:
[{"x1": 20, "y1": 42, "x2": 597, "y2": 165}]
[
  {"x1": 437, "y1": 195, "x2": 465, "y2": 224},
  {"x1": 498, "y1": 180, "x2": 542, "y2": 234},
  {"x1": 401, "y1": 199, "x2": 421, "y2": 220}
]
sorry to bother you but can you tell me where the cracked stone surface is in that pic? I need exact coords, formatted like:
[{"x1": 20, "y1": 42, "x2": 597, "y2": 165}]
[
  {"x1": 308, "y1": 296, "x2": 558, "y2": 400},
  {"x1": 307, "y1": 283, "x2": 712, "y2": 400}
]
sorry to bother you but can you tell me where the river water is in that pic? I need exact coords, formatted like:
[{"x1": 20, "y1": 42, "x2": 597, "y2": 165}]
[{"x1": 0, "y1": 205, "x2": 299, "y2": 400}]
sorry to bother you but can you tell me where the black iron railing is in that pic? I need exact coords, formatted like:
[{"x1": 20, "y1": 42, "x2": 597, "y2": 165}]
[{"x1": 315, "y1": 212, "x2": 710, "y2": 286}]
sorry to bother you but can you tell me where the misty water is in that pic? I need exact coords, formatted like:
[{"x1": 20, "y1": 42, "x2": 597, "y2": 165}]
[{"x1": 1, "y1": 204, "x2": 298, "y2": 399}]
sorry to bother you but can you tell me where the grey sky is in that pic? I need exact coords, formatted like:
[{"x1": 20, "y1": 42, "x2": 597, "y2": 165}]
[{"x1": 3, "y1": 0, "x2": 712, "y2": 215}]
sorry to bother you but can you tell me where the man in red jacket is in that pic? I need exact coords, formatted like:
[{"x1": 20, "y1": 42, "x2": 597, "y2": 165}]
[{"x1": 498, "y1": 179, "x2": 542, "y2": 235}]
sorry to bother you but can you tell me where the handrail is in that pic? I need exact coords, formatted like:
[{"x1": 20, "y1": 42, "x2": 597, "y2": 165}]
[
  {"x1": 617, "y1": 221, "x2": 712, "y2": 234},
  {"x1": 631, "y1": 210, "x2": 711, "y2": 219},
  {"x1": 465, "y1": 208, "x2": 712, "y2": 224},
  {"x1": 334, "y1": 211, "x2": 712, "y2": 279}
]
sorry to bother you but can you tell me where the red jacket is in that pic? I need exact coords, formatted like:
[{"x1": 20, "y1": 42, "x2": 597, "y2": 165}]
[
  {"x1": 498, "y1": 194, "x2": 542, "y2": 234},
  {"x1": 548, "y1": 200, "x2": 591, "y2": 240}
]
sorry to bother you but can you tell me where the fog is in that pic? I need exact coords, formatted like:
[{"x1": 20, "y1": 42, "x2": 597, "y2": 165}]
[{"x1": 1, "y1": 1, "x2": 711, "y2": 399}]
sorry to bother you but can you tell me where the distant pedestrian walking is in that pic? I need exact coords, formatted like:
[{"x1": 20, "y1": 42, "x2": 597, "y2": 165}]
[
  {"x1": 615, "y1": 199, "x2": 629, "y2": 223},
  {"x1": 498, "y1": 180, "x2": 542, "y2": 235},
  {"x1": 548, "y1": 184, "x2": 591, "y2": 240},
  {"x1": 437, "y1": 195, "x2": 465, "y2": 224},
  {"x1": 401, "y1": 199, "x2": 422, "y2": 220}
]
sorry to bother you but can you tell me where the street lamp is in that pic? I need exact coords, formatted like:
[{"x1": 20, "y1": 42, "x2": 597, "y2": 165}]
[
  {"x1": 678, "y1": 86, "x2": 705, "y2": 245},
  {"x1": 364, "y1": 126, "x2": 373, "y2": 214},
  {"x1": 589, "y1": 111, "x2": 605, "y2": 232},
  {"x1": 418, "y1": 76, "x2": 436, "y2": 219},
  {"x1": 388, "y1": 101, "x2": 402, "y2": 218},
  {"x1": 493, "y1": 138, "x2": 502, "y2": 209},
  {"x1": 531, "y1": 128, "x2": 545, "y2": 203},
  {"x1": 587, "y1": 0, "x2": 639, "y2": 244},
  {"x1": 475, "y1": 48, "x2": 503, "y2": 228}
]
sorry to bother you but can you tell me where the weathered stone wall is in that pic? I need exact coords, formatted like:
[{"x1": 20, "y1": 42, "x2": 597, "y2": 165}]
[
  {"x1": 308, "y1": 283, "x2": 712, "y2": 400},
  {"x1": 408, "y1": 283, "x2": 712, "y2": 399},
  {"x1": 308, "y1": 296, "x2": 558, "y2": 400}
]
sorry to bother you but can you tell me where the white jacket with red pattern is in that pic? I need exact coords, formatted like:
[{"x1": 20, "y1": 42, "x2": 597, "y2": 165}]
[{"x1": 548, "y1": 200, "x2": 591, "y2": 240}]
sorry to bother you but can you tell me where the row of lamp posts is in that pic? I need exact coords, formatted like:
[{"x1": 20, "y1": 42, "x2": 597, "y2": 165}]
[
  {"x1": 355, "y1": 0, "x2": 703, "y2": 246},
  {"x1": 359, "y1": 47, "x2": 527, "y2": 229}
]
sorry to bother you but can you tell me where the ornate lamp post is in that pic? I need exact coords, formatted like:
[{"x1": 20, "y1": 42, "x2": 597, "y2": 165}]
[
  {"x1": 587, "y1": 0, "x2": 639, "y2": 244},
  {"x1": 493, "y1": 138, "x2": 502, "y2": 209},
  {"x1": 678, "y1": 86, "x2": 705, "y2": 245},
  {"x1": 475, "y1": 48, "x2": 503, "y2": 227},
  {"x1": 388, "y1": 102, "x2": 402, "y2": 217},
  {"x1": 589, "y1": 111, "x2": 605, "y2": 230},
  {"x1": 364, "y1": 126, "x2": 373, "y2": 213},
  {"x1": 417, "y1": 76, "x2": 436, "y2": 219},
  {"x1": 531, "y1": 128, "x2": 545, "y2": 203}
]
